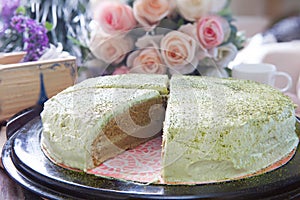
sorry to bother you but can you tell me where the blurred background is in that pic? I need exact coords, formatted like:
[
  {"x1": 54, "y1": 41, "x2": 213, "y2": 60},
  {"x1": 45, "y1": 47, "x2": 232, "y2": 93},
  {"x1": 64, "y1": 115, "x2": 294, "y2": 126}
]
[
  {"x1": 230, "y1": 0, "x2": 300, "y2": 111},
  {"x1": 1, "y1": 0, "x2": 300, "y2": 94},
  {"x1": 231, "y1": 0, "x2": 300, "y2": 37}
]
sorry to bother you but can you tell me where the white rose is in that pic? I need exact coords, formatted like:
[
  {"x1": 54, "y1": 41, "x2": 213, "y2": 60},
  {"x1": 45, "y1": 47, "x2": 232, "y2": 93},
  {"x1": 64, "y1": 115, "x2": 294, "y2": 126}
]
[
  {"x1": 161, "y1": 31, "x2": 198, "y2": 75},
  {"x1": 89, "y1": 31, "x2": 133, "y2": 64},
  {"x1": 215, "y1": 43, "x2": 238, "y2": 68},
  {"x1": 176, "y1": 0, "x2": 227, "y2": 21}
]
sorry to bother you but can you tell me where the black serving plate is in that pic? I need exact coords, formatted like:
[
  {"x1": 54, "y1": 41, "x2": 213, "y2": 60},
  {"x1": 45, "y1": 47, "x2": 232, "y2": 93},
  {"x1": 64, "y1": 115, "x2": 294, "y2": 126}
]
[{"x1": 2, "y1": 108, "x2": 300, "y2": 199}]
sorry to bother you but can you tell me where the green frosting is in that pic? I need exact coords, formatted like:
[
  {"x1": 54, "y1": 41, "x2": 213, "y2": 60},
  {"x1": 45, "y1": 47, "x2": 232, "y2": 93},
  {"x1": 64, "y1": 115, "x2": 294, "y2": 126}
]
[
  {"x1": 41, "y1": 74, "x2": 299, "y2": 183},
  {"x1": 63, "y1": 74, "x2": 169, "y2": 95},
  {"x1": 162, "y1": 75, "x2": 299, "y2": 183},
  {"x1": 41, "y1": 73, "x2": 170, "y2": 171},
  {"x1": 41, "y1": 87, "x2": 163, "y2": 170}
]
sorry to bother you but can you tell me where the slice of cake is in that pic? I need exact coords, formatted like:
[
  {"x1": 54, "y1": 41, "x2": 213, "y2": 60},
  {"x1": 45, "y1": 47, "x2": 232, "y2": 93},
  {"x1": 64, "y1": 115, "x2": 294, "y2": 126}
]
[
  {"x1": 162, "y1": 75, "x2": 299, "y2": 183},
  {"x1": 41, "y1": 74, "x2": 168, "y2": 171},
  {"x1": 63, "y1": 74, "x2": 169, "y2": 95}
]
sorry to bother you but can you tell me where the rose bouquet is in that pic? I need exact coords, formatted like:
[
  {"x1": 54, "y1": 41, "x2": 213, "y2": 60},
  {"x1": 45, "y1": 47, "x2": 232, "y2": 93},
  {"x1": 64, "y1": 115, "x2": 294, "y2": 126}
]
[{"x1": 86, "y1": 0, "x2": 245, "y2": 77}]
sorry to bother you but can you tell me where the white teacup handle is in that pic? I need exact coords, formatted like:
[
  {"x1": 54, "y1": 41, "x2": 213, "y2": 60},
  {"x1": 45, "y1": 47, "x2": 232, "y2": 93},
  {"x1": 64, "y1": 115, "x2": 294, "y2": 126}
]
[{"x1": 272, "y1": 72, "x2": 292, "y2": 92}]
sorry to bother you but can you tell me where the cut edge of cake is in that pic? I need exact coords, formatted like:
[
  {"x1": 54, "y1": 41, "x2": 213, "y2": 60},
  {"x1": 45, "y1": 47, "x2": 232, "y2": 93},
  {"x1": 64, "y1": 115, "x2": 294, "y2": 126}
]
[{"x1": 41, "y1": 87, "x2": 167, "y2": 171}]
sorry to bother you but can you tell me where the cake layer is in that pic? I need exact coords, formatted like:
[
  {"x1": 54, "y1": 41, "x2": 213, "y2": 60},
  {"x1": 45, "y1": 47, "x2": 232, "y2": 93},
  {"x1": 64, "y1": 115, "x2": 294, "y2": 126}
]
[
  {"x1": 162, "y1": 75, "x2": 299, "y2": 183},
  {"x1": 41, "y1": 87, "x2": 165, "y2": 170},
  {"x1": 63, "y1": 74, "x2": 169, "y2": 95}
]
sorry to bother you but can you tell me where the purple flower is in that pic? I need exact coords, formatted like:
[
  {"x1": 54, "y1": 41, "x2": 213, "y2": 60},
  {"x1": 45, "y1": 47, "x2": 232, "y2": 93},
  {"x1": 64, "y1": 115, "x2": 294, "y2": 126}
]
[
  {"x1": 10, "y1": 15, "x2": 26, "y2": 32},
  {"x1": 1, "y1": 0, "x2": 20, "y2": 24},
  {"x1": 9, "y1": 15, "x2": 49, "y2": 61}
]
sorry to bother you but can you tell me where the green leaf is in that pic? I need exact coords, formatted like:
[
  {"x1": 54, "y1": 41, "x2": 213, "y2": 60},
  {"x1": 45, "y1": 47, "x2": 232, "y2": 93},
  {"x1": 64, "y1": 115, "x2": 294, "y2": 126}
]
[
  {"x1": 16, "y1": 6, "x2": 26, "y2": 15},
  {"x1": 177, "y1": 18, "x2": 185, "y2": 27},
  {"x1": 45, "y1": 22, "x2": 53, "y2": 31}
]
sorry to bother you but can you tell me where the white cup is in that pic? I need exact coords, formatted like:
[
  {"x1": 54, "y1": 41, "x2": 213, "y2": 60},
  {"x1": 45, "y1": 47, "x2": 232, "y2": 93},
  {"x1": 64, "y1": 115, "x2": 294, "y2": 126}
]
[{"x1": 232, "y1": 63, "x2": 292, "y2": 92}]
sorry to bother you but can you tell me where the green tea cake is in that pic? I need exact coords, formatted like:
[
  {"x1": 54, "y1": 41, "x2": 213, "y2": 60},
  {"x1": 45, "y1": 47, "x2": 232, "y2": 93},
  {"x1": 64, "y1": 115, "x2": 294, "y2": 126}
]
[
  {"x1": 41, "y1": 74, "x2": 168, "y2": 170},
  {"x1": 162, "y1": 75, "x2": 299, "y2": 183},
  {"x1": 41, "y1": 74, "x2": 299, "y2": 183}
]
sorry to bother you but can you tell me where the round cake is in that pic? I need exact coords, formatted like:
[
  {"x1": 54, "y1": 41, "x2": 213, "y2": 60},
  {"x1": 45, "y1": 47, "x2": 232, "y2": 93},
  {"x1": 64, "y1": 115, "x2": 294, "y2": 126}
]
[{"x1": 41, "y1": 74, "x2": 299, "y2": 183}]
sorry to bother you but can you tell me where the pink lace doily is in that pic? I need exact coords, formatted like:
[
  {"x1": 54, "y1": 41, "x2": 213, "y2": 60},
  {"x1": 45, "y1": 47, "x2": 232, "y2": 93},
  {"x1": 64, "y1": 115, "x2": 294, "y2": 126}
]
[
  {"x1": 84, "y1": 136, "x2": 296, "y2": 184},
  {"x1": 88, "y1": 137, "x2": 162, "y2": 183}
]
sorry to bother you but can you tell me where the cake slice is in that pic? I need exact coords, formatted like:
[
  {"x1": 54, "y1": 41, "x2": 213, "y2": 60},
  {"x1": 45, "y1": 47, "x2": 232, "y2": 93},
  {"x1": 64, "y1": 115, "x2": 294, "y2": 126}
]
[
  {"x1": 41, "y1": 74, "x2": 168, "y2": 171},
  {"x1": 63, "y1": 74, "x2": 169, "y2": 95},
  {"x1": 162, "y1": 75, "x2": 299, "y2": 183}
]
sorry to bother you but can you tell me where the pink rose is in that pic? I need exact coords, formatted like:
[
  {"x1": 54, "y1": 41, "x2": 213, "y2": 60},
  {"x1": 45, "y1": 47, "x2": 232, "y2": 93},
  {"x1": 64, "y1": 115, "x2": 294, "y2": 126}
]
[
  {"x1": 179, "y1": 23, "x2": 211, "y2": 60},
  {"x1": 161, "y1": 31, "x2": 198, "y2": 75},
  {"x1": 89, "y1": 32, "x2": 133, "y2": 64},
  {"x1": 94, "y1": 1, "x2": 137, "y2": 34},
  {"x1": 127, "y1": 48, "x2": 166, "y2": 74},
  {"x1": 197, "y1": 16, "x2": 227, "y2": 49},
  {"x1": 133, "y1": 0, "x2": 173, "y2": 31},
  {"x1": 127, "y1": 34, "x2": 166, "y2": 74},
  {"x1": 113, "y1": 66, "x2": 130, "y2": 75}
]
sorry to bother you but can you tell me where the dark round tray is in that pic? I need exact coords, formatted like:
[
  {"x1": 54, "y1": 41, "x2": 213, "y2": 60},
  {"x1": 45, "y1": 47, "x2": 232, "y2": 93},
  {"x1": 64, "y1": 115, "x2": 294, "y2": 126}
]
[{"x1": 2, "y1": 116, "x2": 300, "y2": 200}]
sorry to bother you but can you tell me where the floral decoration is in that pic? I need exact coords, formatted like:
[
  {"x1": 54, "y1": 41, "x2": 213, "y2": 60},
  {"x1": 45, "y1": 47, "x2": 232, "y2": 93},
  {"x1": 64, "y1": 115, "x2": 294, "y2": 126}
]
[
  {"x1": 0, "y1": 3, "x2": 49, "y2": 62},
  {"x1": 86, "y1": 0, "x2": 245, "y2": 77},
  {"x1": 0, "y1": 0, "x2": 91, "y2": 63},
  {"x1": 0, "y1": 0, "x2": 20, "y2": 25},
  {"x1": 0, "y1": 0, "x2": 245, "y2": 78}
]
